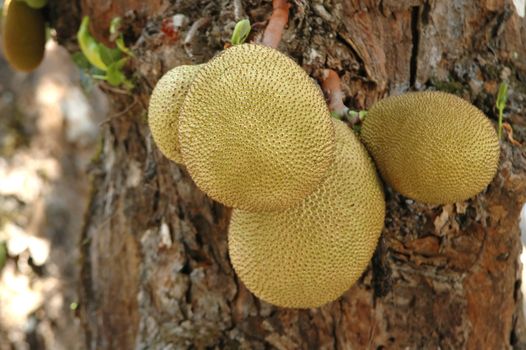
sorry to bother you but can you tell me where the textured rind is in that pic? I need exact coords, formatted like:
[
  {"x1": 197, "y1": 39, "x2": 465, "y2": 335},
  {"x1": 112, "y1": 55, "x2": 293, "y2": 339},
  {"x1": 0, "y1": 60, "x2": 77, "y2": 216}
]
[
  {"x1": 148, "y1": 65, "x2": 202, "y2": 164},
  {"x1": 361, "y1": 91, "x2": 500, "y2": 205},
  {"x1": 179, "y1": 44, "x2": 335, "y2": 212},
  {"x1": 2, "y1": 0, "x2": 46, "y2": 72},
  {"x1": 228, "y1": 120, "x2": 385, "y2": 308}
]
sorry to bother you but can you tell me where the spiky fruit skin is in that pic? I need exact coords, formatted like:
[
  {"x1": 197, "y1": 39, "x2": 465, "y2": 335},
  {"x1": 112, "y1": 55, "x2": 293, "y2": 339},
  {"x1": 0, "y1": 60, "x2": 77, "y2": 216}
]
[
  {"x1": 179, "y1": 44, "x2": 335, "y2": 212},
  {"x1": 148, "y1": 64, "x2": 202, "y2": 164},
  {"x1": 228, "y1": 120, "x2": 385, "y2": 308},
  {"x1": 2, "y1": 0, "x2": 46, "y2": 72},
  {"x1": 361, "y1": 91, "x2": 500, "y2": 205}
]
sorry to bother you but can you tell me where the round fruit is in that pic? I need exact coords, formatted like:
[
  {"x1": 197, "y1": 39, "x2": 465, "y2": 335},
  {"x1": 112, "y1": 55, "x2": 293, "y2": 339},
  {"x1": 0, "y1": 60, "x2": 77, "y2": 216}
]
[
  {"x1": 179, "y1": 44, "x2": 335, "y2": 212},
  {"x1": 2, "y1": 0, "x2": 46, "y2": 72},
  {"x1": 228, "y1": 120, "x2": 385, "y2": 308},
  {"x1": 148, "y1": 64, "x2": 202, "y2": 164},
  {"x1": 360, "y1": 91, "x2": 500, "y2": 204}
]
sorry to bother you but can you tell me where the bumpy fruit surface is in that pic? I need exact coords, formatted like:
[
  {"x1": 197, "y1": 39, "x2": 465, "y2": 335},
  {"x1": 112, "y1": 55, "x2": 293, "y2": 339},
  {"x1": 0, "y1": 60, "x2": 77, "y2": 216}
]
[
  {"x1": 179, "y1": 44, "x2": 335, "y2": 212},
  {"x1": 228, "y1": 120, "x2": 385, "y2": 308},
  {"x1": 360, "y1": 91, "x2": 500, "y2": 204},
  {"x1": 2, "y1": 0, "x2": 46, "y2": 72},
  {"x1": 148, "y1": 64, "x2": 202, "y2": 164}
]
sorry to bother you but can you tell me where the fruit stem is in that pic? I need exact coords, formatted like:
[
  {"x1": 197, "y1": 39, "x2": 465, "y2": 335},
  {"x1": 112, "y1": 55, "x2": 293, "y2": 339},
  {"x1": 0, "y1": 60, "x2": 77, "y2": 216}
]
[
  {"x1": 321, "y1": 69, "x2": 368, "y2": 131},
  {"x1": 496, "y1": 82, "x2": 508, "y2": 141},
  {"x1": 261, "y1": 0, "x2": 291, "y2": 48},
  {"x1": 322, "y1": 69, "x2": 349, "y2": 118}
]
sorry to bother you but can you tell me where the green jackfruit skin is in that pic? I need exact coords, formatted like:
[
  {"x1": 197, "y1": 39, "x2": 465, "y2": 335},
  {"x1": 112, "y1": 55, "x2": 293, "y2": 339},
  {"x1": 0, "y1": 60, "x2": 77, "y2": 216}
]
[
  {"x1": 361, "y1": 91, "x2": 500, "y2": 205},
  {"x1": 148, "y1": 64, "x2": 202, "y2": 164},
  {"x1": 228, "y1": 120, "x2": 385, "y2": 308},
  {"x1": 2, "y1": 0, "x2": 46, "y2": 72},
  {"x1": 179, "y1": 44, "x2": 336, "y2": 212}
]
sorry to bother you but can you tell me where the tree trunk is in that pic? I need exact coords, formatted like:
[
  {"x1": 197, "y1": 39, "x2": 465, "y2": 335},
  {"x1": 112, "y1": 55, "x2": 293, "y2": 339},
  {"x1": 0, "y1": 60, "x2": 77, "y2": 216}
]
[{"x1": 50, "y1": 0, "x2": 526, "y2": 348}]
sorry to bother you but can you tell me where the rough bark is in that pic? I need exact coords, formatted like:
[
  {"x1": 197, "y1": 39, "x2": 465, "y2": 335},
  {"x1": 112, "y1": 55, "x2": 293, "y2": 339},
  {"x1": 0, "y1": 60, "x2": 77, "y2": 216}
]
[{"x1": 50, "y1": 0, "x2": 526, "y2": 348}]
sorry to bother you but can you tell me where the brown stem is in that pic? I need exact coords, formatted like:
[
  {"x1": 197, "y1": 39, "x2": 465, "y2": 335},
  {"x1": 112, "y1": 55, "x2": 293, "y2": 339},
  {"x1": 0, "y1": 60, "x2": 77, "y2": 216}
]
[
  {"x1": 321, "y1": 69, "x2": 349, "y2": 117},
  {"x1": 503, "y1": 122, "x2": 523, "y2": 146},
  {"x1": 261, "y1": 0, "x2": 291, "y2": 48}
]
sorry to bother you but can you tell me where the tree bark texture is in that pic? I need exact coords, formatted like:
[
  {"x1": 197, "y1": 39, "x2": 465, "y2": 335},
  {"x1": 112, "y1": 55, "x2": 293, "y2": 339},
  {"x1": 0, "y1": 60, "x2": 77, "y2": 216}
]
[{"x1": 50, "y1": 0, "x2": 526, "y2": 349}]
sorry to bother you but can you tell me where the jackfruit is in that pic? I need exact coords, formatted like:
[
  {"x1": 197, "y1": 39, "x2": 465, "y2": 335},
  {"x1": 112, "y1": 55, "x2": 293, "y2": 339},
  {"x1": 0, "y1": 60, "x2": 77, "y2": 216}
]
[
  {"x1": 179, "y1": 44, "x2": 335, "y2": 212},
  {"x1": 148, "y1": 64, "x2": 202, "y2": 164},
  {"x1": 360, "y1": 91, "x2": 500, "y2": 204},
  {"x1": 2, "y1": 0, "x2": 46, "y2": 72},
  {"x1": 228, "y1": 120, "x2": 385, "y2": 308}
]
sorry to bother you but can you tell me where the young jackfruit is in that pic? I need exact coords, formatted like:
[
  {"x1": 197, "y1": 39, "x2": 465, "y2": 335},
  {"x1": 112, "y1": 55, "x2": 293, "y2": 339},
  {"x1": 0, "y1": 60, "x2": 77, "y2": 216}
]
[
  {"x1": 179, "y1": 44, "x2": 335, "y2": 212},
  {"x1": 2, "y1": 0, "x2": 46, "y2": 72},
  {"x1": 360, "y1": 91, "x2": 500, "y2": 204},
  {"x1": 148, "y1": 64, "x2": 202, "y2": 164},
  {"x1": 228, "y1": 120, "x2": 385, "y2": 308}
]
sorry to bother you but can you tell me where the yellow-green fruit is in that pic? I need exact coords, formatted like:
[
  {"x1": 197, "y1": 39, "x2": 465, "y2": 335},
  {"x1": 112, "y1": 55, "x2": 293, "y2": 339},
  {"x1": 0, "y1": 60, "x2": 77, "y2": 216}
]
[
  {"x1": 148, "y1": 64, "x2": 202, "y2": 164},
  {"x1": 228, "y1": 120, "x2": 385, "y2": 308},
  {"x1": 361, "y1": 91, "x2": 500, "y2": 204},
  {"x1": 2, "y1": 0, "x2": 46, "y2": 72},
  {"x1": 179, "y1": 44, "x2": 335, "y2": 212}
]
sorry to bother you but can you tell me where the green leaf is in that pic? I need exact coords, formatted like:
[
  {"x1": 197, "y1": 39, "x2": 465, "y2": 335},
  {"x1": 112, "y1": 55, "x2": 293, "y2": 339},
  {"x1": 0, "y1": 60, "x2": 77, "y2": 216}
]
[
  {"x1": 105, "y1": 58, "x2": 129, "y2": 86},
  {"x1": 106, "y1": 69, "x2": 124, "y2": 86},
  {"x1": 115, "y1": 57, "x2": 129, "y2": 69},
  {"x1": 231, "y1": 19, "x2": 251, "y2": 45},
  {"x1": 77, "y1": 16, "x2": 108, "y2": 71},
  {"x1": 109, "y1": 16, "x2": 133, "y2": 56},
  {"x1": 110, "y1": 17, "x2": 122, "y2": 36},
  {"x1": 116, "y1": 36, "x2": 133, "y2": 56},
  {"x1": 98, "y1": 45, "x2": 122, "y2": 66},
  {"x1": 496, "y1": 82, "x2": 509, "y2": 111}
]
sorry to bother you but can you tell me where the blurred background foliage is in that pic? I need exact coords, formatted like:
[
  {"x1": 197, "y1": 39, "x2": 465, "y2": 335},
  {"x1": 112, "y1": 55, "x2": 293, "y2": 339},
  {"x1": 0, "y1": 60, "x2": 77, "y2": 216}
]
[{"x1": 0, "y1": 35, "x2": 107, "y2": 349}]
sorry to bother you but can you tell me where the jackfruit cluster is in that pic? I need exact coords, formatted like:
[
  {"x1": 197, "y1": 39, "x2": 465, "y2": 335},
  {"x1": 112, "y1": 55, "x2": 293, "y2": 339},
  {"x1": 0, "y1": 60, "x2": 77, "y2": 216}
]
[
  {"x1": 1, "y1": 0, "x2": 47, "y2": 72},
  {"x1": 148, "y1": 42, "x2": 500, "y2": 309},
  {"x1": 148, "y1": 44, "x2": 386, "y2": 308}
]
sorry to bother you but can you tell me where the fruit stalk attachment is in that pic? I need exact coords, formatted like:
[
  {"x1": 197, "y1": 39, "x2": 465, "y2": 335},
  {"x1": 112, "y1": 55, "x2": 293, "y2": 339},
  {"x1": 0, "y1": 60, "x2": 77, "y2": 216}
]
[{"x1": 261, "y1": 0, "x2": 291, "y2": 48}]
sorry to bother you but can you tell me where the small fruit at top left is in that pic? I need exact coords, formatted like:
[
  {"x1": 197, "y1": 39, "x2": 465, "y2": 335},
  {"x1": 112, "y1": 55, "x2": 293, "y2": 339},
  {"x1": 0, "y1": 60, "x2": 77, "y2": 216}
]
[{"x1": 2, "y1": 0, "x2": 46, "y2": 72}]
